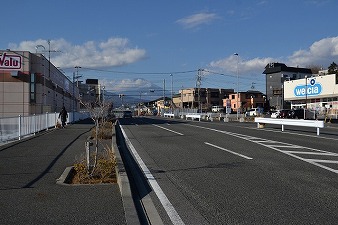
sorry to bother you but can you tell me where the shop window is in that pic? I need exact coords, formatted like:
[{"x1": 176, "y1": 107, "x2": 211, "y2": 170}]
[
  {"x1": 336, "y1": 74, "x2": 338, "y2": 84},
  {"x1": 30, "y1": 73, "x2": 36, "y2": 103}
]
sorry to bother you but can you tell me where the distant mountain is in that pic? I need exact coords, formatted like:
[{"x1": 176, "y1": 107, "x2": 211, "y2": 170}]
[{"x1": 103, "y1": 86, "x2": 169, "y2": 107}]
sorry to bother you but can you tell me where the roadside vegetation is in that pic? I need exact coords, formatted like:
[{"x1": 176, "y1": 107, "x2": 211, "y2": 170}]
[{"x1": 71, "y1": 98, "x2": 117, "y2": 184}]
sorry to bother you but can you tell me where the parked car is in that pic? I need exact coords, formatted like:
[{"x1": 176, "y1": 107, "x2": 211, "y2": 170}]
[
  {"x1": 245, "y1": 107, "x2": 264, "y2": 116},
  {"x1": 287, "y1": 108, "x2": 317, "y2": 119},
  {"x1": 270, "y1": 110, "x2": 280, "y2": 118},
  {"x1": 123, "y1": 110, "x2": 133, "y2": 118},
  {"x1": 279, "y1": 109, "x2": 290, "y2": 118}
]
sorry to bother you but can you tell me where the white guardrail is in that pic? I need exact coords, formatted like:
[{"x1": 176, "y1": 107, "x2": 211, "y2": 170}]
[
  {"x1": 254, "y1": 117, "x2": 324, "y2": 136},
  {"x1": 0, "y1": 112, "x2": 89, "y2": 143},
  {"x1": 163, "y1": 113, "x2": 175, "y2": 118},
  {"x1": 185, "y1": 114, "x2": 202, "y2": 121}
]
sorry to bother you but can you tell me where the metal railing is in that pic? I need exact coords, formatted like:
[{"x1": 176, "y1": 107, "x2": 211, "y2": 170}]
[{"x1": 0, "y1": 112, "x2": 89, "y2": 143}]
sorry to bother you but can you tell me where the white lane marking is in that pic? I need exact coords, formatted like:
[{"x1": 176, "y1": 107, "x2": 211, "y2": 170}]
[
  {"x1": 187, "y1": 124, "x2": 338, "y2": 175},
  {"x1": 152, "y1": 124, "x2": 184, "y2": 136},
  {"x1": 120, "y1": 125, "x2": 185, "y2": 225},
  {"x1": 205, "y1": 142, "x2": 253, "y2": 160},
  {"x1": 283, "y1": 151, "x2": 338, "y2": 156},
  {"x1": 246, "y1": 126, "x2": 338, "y2": 141},
  {"x1": 306, "y1": 159, "x2": 338, "y2": 164}
]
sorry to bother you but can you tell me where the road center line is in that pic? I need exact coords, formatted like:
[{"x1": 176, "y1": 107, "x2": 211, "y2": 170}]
[
  {"x1": 152, "y1": 124, "x2": 184, "y2": 136},
  {"x1": 205, "y1": 142, "x2": 253, "y2": 160},
  {"x1": 120, "y1": 125, "x2": 185, "y2": 225}
]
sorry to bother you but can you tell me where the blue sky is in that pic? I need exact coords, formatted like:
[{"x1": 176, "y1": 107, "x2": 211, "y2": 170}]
[{"x1": 2, "y1": 0, "x2": 338, "y2": 100}]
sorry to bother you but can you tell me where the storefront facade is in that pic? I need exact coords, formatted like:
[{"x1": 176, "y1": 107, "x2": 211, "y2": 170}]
[
  {"x1": 284, "y1": 74, "x2": 338, "y2": 116},
  {"x1": 0, "y1": 50, "x2": 78, "y2": 118}
]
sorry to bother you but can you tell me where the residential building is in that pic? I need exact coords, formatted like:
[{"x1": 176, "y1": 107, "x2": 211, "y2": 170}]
[
  {"x1": 263, "y1": 62, "x2": 312, "y2": 110},
  {"x1": 225, "y1": 90, "x2": 266, "y2": 113},
  {"x1": 176, "y1": 88, "x2": 234, "y2": 112},
  {"x1": 78, "y1": 79, "x2": 101, "y2": 109}
]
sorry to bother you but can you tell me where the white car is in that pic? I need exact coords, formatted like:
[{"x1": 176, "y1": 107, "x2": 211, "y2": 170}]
[
  {"x1": 246, "y1": 108, "x2": 264, "y2": 116},
  {"x1": 270, "y1": 110, "x2": 280, "y2": 118}
]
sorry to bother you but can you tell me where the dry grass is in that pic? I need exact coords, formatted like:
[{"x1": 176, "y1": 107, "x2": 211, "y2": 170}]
[
  {"x1": 71, "y1": 148, "x2": 117, "y2": 184},
  {"x1": 91, "y1": 122, "x2": 114, "y2": 139}
]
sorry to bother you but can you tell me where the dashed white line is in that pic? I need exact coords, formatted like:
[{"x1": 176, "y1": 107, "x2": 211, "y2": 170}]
[
  {"x1": 205, "y1": 142, "x2": 253, "y2": 160},
  {"x1": 152, "y1": 124, "x2": 184, "y2": 136}
]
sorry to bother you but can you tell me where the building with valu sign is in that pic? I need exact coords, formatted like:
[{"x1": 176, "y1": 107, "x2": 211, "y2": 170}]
[
  {"x1": 0, "y1": 50, "x2": 79, "y2": 118},
  {"x1": 284, "y1": 74, "x2": 338, "y2": 114}
]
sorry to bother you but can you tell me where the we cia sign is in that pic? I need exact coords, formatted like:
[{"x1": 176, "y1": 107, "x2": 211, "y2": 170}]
[{"x1": 294, "y1": 79, "x2": 322, "y2": 97}]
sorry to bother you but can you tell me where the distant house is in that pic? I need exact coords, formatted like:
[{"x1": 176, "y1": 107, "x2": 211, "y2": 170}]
[
  {"x1": 173, "y1": 88, "x2": 234, "y2": 112},
  {"x1": 224, "y1": 90, "x2": 266, "y2": 113}
]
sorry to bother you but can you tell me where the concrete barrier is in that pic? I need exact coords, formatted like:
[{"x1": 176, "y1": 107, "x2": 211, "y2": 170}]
[
  {"x1": 186, "y1": 114, "x2": 202, "y2": 121},
  {"x1": 254, "y1": 117, "x2": 324, "y2": 135}
]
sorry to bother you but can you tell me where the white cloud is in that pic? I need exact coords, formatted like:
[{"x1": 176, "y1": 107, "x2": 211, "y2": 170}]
[
  {"x1": 176, "y1": 12, "x2": 219, "y2": 29},
  {"x1": 8, "y1": 38, "x2": 147, "y2": 68},
  {"x1": 209, "y1": 54, "x2": 275, "y2": 74},
  {"x1": 101, "y1": 78, "x2": 154, "y2": 92},
  {"x1": 288, "y1": 36, "x2": 338, "y2": 67},
  {"x1": 209, "y1": 36, "x2": 338, "y2": 75}
]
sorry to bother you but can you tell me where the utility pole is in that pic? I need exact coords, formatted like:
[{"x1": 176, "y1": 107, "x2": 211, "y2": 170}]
[
  {"x1": 46, "y1": 40, "x2": 61, "y2": 112},
  {"x1": 163, "y1": 79, "x2": 166, "y2": 107},
  {"x1": 234, "y1": 53, "x2": 239, "y2": 120},
  {"x1": 196, "y1": 69, "x2": 202, "y2": 112},
  {"x1": 170, "y1": 74, "x2": 173, "y2": 110}
]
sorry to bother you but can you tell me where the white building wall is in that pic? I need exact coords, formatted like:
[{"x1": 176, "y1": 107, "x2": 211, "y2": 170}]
[
  {"x1": 284, "y1": 74, "x2": 338, "y2": 100},
  {"x1": 284, "y1": 74, "x2": 338, "y2": 115}
]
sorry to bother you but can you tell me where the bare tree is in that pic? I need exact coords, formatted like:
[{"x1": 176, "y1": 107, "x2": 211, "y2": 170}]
[
  {"x1": 306, "y1": 64, "x2": 322, "y2": 74},
  {"x1": 79, "y1": 97, "x2": 112, "y2": 175}
]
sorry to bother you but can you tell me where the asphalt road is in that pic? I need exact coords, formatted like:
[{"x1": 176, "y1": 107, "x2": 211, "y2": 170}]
[{"x1": 119, "y1": 116, "x2": 338, "y2": 225}]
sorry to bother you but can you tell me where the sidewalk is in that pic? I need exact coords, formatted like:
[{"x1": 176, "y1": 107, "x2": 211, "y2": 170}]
[{"x1": 0, "y1": 120, "x2": 126, "y2": 225}]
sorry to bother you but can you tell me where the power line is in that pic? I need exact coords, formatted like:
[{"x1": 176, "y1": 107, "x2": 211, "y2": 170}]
[{"x1": 79, "y1": 67, "x2": 198, "y2": 75}]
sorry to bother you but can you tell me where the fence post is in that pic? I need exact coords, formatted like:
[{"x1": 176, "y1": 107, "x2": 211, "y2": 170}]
[
  {"x1": 46, "y1": 112, "x2": 49, "y2": 130},
  {"x1": 33, "y1": 114, "x2": 36, "y2": 136},
  {"x1": 18, "y1": 115, "x2": 21, "y2": 140},
  {"x1": 85, "y1": 141, "x2": 91, "y2": 171}
]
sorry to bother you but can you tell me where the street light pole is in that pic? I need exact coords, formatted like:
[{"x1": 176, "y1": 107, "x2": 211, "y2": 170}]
[
  {"x1": 304, "y1": 76, "x2": 308, "y2": 119},
  {"x1": 234, "y1": 53, "x2": 239, "y2": 120},
  {"x1": 73, "y1": 66, "x2": 81, "y2": 120}
]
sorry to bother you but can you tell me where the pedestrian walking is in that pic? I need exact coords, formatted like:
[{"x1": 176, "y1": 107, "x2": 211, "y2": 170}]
[{"x1": 58, "y1": 106, "x2": 68, "y2": 128}]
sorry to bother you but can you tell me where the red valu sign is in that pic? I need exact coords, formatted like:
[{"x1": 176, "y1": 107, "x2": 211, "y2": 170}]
[{"x1": 0, "y1": 52, "x2": 22, "y2": 70}]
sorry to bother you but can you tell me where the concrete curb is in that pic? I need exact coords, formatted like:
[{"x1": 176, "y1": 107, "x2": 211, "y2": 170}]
[
  {"x1": 113, "y1": 126, "x2": 141, "y2": 225},
  {"x1": 115, "y1": 121, "x2": 164, "y2": 225},
  {"x1": 55, "y1": 125, "x2": 140, "y2": 225}
]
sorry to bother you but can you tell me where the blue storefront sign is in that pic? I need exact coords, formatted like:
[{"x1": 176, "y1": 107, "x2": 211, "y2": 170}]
[{"x1": 294, "y1": 79, "x2": 322, "y2": 97}]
